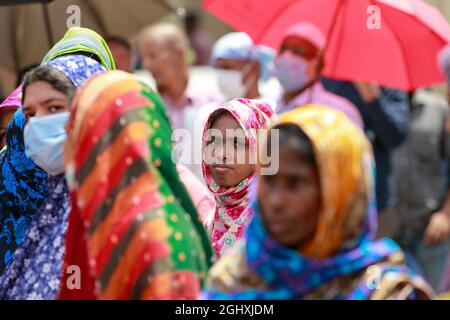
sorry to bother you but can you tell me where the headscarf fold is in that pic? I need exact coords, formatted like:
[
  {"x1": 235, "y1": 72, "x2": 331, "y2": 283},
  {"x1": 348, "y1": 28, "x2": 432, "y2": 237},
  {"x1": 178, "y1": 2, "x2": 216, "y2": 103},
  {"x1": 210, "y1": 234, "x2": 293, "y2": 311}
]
[
  {"x1": 0, "y1": 176, "x2": 69, "y2": 300},
  {"x1": 202, "y1": 98, "x2": 275, "y2": 257},
  {"x1": 0, "y1": 108, "x2": 47, "y2": 273},
  {"x1": 204, "y1": 106, "x2": 431, "y2": 300},
  {"x1": 46, "y1": 54, "x2": 106, "y2": 87},
  {"x1": 42, "y1": 27, "x2": 115, "y2": 71},
  {"x1": 0, "y1": 54, "x2": 105, "y2": 275},
  {"x1": 59, "y1": 71, "x2": 212, "y2": 300},
  {"x1": 0, "y1": 86, "x2": 22, "y2": 111}
]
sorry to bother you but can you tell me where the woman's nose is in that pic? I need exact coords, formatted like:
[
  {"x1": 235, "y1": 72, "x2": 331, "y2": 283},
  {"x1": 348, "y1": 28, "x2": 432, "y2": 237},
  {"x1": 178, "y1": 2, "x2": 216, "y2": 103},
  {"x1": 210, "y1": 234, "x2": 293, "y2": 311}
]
[{"x1": 267, "y1": 187, "x2": 284, "y2": 211}]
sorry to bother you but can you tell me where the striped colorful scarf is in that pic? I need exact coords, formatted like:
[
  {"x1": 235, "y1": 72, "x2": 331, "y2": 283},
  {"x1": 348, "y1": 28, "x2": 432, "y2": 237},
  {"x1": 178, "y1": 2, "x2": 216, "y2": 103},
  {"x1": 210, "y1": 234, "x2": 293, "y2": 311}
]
[{"x1": 59, "y1": 71, "x2": 212, "y2": 299}]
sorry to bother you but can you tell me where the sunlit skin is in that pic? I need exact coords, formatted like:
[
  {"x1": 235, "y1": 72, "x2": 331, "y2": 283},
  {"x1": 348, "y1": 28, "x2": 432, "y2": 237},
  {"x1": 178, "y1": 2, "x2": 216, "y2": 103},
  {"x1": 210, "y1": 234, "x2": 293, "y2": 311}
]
[
  {"x1": 204, "y1": 112, "x2": 255, "y2": 188},
  {"x1": 278, "y1": 36, "x2": 323, "y2": 101},
  {"x1": 22, "y1": 81, "x2": 70, "y2": 121},
  {"x1": 259, "y1": 142, "x2": 321, "y2": 249},
  {"x1": 0, "y1": 108, "x2": 16, "y2": 148},
  {"x1": 215, "y1": 58, "x2": 260, "y2": 99}
]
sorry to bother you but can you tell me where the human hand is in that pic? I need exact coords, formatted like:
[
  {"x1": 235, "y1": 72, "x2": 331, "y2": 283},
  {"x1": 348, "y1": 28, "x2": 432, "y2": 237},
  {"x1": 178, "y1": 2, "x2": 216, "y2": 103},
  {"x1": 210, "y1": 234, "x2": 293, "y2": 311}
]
[{"x1": 423, "y1": 211, "x2": 450, "y2": 245}]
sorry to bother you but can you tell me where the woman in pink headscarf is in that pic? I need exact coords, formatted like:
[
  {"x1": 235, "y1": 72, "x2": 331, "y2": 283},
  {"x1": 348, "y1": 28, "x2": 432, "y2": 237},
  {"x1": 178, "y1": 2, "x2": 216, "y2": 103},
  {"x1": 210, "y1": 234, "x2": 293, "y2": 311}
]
[
  {"x1": 0, "y1": 86, "x2": 22, "y2": 149},
  {"x1": 202, "y1": 98, "x2": 275, "y2": 257}
]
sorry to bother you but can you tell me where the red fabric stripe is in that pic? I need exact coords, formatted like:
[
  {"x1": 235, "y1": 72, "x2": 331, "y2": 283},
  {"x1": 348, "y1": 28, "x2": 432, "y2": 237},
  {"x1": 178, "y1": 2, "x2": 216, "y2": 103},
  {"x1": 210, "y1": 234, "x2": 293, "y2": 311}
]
[
  {"x1": 58, "y1": 193, "x2": 97, "y2": 300},
  {"x1": 81, "y1": 139, "x2": 149, "y2": 222},
  {"x1": 118, "y1": 240, "x2": 171, "y2": 299},
  {"x1": 75, "y1": 90, "x2": 148, "y2": 169},
  {"x1": 95, "y1": 190, "x2": 163, "y2": 274}
]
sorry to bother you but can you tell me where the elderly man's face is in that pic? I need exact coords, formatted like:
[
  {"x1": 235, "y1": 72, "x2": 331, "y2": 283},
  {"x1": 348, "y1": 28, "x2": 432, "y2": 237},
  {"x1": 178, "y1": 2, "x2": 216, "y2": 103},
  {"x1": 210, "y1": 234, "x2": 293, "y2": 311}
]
[{"x1": 138, "y1": 35, "x2": 182, "y2": 87}]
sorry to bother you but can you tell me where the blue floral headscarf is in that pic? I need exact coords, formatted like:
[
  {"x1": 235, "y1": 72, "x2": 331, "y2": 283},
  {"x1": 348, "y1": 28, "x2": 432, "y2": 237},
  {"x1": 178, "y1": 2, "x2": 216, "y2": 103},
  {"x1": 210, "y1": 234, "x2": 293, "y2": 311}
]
[
  {"x1": 0, "y1": 109, "x2": 48, "y2": 272},
  {"x1": 0, "y1": 54, "x2": 105, "y2": 274}
]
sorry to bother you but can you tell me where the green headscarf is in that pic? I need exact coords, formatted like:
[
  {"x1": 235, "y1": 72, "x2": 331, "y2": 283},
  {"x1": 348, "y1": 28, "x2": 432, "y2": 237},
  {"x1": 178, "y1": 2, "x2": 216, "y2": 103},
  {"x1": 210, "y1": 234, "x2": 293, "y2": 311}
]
[{"x1": 41, "y1": 27, "x2": 115, "y2": 70}]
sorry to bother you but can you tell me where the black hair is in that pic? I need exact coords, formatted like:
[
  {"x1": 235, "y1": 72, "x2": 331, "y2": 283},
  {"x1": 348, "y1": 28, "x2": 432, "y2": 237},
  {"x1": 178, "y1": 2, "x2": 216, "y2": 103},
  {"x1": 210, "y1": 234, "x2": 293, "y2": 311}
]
[
  {"x1": 22, "y1": 65, "x2": 76, "y2": 103},
  {"x1": 16, "y1": 64, "x2": 40, "y2": 87},
  {"x1": 269, "y1": 123, "x2": 316, "y2": 166},
  {"x1": 208, "y1": 108, "x2": 231, "y2": 128}
]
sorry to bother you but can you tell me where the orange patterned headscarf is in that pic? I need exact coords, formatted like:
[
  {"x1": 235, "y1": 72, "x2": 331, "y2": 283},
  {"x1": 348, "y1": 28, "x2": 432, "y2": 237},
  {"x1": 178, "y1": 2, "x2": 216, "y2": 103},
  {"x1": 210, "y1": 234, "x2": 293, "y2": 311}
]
[
  {"x1": 60, "y1": 71, "x2": 210, "y2": 299},
  {"x1": 277, "y1": 105, "x2": 375, "y2": 259}
]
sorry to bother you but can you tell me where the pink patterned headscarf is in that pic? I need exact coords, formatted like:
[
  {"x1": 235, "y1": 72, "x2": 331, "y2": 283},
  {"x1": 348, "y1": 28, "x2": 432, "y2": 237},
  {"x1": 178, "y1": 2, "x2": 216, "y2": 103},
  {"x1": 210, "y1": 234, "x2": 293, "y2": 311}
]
[
  {"x1": 202, "y1": 98, "x2": 275, "y2": 257},
  {"x1": 0, "y1": 85, "x2": 23, "y2": 111}
]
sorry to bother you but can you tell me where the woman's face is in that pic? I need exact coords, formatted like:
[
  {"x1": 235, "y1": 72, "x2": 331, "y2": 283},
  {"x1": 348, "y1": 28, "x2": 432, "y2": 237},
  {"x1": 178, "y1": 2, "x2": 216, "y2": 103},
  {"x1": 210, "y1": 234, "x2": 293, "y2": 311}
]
[
  {"x1": 259, "y1": 142, "x2": 321, "y2": 249},
  {"x1": 204, "y1": 112, "x2": 255, "y2": 187},
  {"x1": 22, "y1": 81, "x2": 70, "y2": 121}
]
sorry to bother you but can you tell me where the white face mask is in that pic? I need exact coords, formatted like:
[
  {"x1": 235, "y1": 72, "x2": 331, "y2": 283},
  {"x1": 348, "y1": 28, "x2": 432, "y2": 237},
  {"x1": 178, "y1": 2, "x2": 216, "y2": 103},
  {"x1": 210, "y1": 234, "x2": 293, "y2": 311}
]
[
  {"x1": 24, "y1": 112, "x2": 70, "y2": 176},
  {"x1": 216, "y1": 69, "x2": 247, "y2": 100},
  {"x1": 274, "y1": 51, "x2": 311, "y2": 93}
]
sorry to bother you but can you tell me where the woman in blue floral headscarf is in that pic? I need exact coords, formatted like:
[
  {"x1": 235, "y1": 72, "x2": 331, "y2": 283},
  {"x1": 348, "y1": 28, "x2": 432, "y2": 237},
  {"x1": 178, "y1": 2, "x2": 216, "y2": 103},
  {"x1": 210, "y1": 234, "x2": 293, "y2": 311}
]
[
  {"x1": 0, "y1": 54, "x2": 106, "y2": 299},
  {"x1": 0, "y1": 27, "x2": 114, "y2": 274}
]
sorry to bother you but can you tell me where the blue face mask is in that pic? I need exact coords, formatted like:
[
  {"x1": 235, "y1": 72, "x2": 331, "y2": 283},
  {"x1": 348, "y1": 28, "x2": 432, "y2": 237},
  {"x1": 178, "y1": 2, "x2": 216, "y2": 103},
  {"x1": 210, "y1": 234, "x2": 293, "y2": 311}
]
[
  {"x1": 24, "y1": 112, "x2": 70, "y2": 176},
  {"x1": 273, "y1": 51, "x2": 311, "y2": 93}
]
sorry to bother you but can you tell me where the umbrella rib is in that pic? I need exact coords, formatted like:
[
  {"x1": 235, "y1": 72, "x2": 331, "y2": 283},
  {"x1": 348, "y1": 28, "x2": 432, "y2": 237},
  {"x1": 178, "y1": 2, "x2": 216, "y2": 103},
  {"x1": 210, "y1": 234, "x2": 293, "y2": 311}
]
[
  {"x1": 41, "y1": 3, "x2": 54, "y2": 48},
  {"x1": 10, "y1": 6, "x2": 19, "y2": 71},
  {"x1": 85, "y1": 0, "x2": 108, "y2": 36},
  {"x1": 324, "y1": 0, "x2": 346, "y2": 75},
  {"x1": 370, "y1": 0, "x2": 412, "y2": 90}
]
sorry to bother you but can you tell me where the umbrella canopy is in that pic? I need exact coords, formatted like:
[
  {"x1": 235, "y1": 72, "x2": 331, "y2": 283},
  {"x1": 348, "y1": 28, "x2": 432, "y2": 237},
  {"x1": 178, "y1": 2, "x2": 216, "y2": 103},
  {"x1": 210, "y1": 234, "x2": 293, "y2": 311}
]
[
  {"x1": 204, "y1": 0, "x2": 450, "y2": 91},
  {"x1": 0, "y1": 0, "x2": 174, "y2": 72}
]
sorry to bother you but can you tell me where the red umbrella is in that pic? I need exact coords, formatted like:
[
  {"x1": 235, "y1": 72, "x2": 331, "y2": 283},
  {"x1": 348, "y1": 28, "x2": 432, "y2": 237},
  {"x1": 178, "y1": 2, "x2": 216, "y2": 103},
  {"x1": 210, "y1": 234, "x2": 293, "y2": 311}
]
[{"x1": 204, "y1": 0, "x2": 450, "y2": 91}]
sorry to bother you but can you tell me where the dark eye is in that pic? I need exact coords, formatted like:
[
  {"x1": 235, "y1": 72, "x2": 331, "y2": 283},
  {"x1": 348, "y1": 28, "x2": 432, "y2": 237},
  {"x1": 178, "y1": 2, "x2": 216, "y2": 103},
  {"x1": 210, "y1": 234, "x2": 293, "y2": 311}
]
[
  {"x1": 49, "y1": 105, "x2": 65, "y2": 113},
  {"x1": 206, "y1": 135, "x2": 216, "y2": 146},
  {"x1": 24, "y1": 112, "x2": 35, "y2": 122},
  {"x1": 234, "y1": 137, "x2": 246, "y2": 150},
  {"x1": 292, "y1": 47, "x2": 305, "y2": 56},
  {"x1": 263, "y1": 174, "x2": 276, "y2": 186},
  {"x1": 208, "y1": 135, "x2": 223, "y2": 146},
  {"x1": 286, "y1": 176, "x2": 301, "y2": 190}
]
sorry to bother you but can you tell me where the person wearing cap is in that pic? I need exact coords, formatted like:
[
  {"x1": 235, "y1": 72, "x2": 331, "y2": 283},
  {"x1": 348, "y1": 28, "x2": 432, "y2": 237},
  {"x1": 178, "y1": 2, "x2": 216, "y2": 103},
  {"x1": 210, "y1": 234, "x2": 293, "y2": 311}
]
[
  {"x1": 273, "y1": 22, "x2": 363, "y2": 128},
  {"x1": 210, "y1": 32, "x2": 278, "y2": 104}
]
